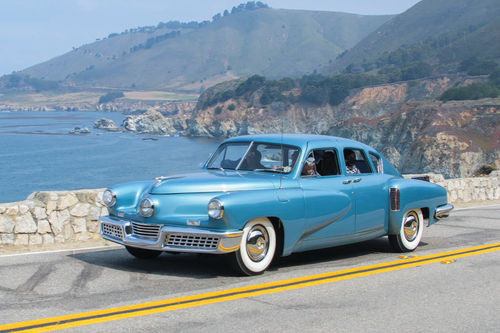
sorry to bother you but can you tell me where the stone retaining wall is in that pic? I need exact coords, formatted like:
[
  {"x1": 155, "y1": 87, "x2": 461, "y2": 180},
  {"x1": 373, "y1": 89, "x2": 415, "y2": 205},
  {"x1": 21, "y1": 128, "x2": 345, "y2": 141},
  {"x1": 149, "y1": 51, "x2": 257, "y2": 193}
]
[
  {"x1": 0, "y1": 173, "x2": 499, "y2": 246},
  {"x1": 0, "y1": 189, "x2": 108, "y2": 246},
  {"x1": 405, "y1": 172, "x2": 500, "y2": 203}
]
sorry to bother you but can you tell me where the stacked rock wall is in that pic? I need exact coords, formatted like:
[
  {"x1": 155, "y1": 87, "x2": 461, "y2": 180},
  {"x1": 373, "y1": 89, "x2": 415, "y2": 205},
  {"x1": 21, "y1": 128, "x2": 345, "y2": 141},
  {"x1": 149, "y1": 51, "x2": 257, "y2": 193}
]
[
  {"x1": 0, "y1": 189, "x2": 108, "y2": 246},
  {"x1": 405, "y1": 172, "x2": 500, "y2": 203},
  {"x1": 0, "y1": 173, "x2": 499, "y2": 246}
]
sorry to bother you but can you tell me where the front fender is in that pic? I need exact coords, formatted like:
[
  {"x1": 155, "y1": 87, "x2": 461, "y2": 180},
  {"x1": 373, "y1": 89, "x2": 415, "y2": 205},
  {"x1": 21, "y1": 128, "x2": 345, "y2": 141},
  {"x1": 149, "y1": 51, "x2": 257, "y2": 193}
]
[
  {"x1": 214, "y1": 188, "x2": 305, "y2": 247},
  {"x1": 108, "y1": 181, "x2": 152, "y2": 215}
]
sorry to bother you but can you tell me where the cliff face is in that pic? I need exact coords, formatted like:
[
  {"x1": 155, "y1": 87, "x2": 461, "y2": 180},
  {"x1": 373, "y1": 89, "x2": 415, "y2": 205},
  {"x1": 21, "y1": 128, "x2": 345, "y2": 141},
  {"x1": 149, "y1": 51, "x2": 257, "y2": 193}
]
[
  {"x1": 118, "y1": 76, "x2": 499, "y2": 177},
  {"x1": 328, "y1": 101, "x2": 500, "y2": 177}
]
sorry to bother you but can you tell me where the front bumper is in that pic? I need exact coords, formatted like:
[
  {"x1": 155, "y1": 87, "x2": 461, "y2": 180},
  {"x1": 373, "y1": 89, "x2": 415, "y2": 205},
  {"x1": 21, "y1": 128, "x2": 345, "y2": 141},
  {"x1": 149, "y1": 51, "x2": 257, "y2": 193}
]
[{"x1": 99, "y1": 216, "x2": 243, "y2": 254}]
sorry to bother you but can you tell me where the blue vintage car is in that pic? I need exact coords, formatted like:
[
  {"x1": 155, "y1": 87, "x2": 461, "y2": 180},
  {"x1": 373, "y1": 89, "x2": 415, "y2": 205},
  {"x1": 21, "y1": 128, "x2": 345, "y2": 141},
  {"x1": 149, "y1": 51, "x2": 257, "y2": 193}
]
[{"x1": 100, "y1": 134, "x2": 453, "y2": 275}]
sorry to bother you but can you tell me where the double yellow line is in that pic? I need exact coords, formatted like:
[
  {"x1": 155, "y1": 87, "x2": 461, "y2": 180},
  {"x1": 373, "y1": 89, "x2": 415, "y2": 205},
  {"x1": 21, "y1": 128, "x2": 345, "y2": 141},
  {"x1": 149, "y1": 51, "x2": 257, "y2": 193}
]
[{"x1": 2, "y1": 242, "x2": 499, "y2": 332}]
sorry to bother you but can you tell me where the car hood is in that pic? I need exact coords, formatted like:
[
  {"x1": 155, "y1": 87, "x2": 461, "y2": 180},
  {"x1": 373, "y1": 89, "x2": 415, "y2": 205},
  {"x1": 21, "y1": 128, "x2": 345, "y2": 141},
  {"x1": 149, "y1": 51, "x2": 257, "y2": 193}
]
[{"x1": 149, "y1": 170, "x2": 278, "y2": 194}]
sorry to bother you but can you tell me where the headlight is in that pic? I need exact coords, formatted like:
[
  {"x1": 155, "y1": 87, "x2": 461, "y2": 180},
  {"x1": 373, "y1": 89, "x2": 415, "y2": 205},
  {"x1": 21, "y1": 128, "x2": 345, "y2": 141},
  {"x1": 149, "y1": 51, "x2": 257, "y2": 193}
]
[
  {"x1": 139, "y1": 198, "x2": 154, "y2": 217},
  {"x1": 102, "y1": 189, "x2": 116, "y2": 207},
  {"x1": 208, "y1": 199, "x2": 224, "y2": 219}
]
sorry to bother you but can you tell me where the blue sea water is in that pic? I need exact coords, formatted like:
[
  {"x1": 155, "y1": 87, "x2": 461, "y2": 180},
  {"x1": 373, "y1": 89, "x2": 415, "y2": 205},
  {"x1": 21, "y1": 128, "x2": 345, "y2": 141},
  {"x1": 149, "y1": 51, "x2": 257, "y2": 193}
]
[{"x1": 0, "y1": 111, "x2": 220, "y2": 203}]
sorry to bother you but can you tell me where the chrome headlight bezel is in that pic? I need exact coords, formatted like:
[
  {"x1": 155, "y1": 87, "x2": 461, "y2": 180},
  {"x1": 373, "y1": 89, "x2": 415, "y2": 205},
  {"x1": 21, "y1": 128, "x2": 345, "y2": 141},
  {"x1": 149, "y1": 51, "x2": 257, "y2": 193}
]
[
  {"x1": 102, "y1": 189, "x2": 116, "y2": 207},
  {"x1": 139, "y1": 198, "x2": 155, "y2": 217},
  {"x1": 208, "y1": 199, "x2": 224, "y2": 219}
]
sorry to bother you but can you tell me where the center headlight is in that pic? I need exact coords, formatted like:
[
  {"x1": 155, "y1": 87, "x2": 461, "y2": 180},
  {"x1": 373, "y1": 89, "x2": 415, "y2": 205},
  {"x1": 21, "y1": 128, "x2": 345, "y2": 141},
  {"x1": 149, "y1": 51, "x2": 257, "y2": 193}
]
[
  {"x1": 208, "y1": 199, "x2": 224, "y2": 219},
  {"x1": 139, "y1": 198, "x2": 155, "y2": 217}
]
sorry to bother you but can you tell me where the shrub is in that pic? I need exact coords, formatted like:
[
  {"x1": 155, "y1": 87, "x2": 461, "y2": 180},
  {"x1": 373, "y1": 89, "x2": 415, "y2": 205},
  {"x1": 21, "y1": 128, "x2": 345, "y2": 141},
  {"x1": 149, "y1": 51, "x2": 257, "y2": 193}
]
[
  {"x1": 214, "y1": 106, "x2": 223, "y2": 115},
  {"x1": 98, "y1": 91, "x2": 124, "y2": 104},
  {"x1": 228, "y1": 104, "x2": 236, "y2": 111},
  {"x1": 439, "y1": 83, "x2": 499, "y2": 101}
]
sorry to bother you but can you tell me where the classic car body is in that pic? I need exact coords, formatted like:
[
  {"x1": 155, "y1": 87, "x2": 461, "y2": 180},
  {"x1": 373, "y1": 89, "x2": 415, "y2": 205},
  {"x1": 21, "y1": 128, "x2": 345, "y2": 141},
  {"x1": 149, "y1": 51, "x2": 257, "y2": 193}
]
[{"x1": 100, "y1": 134, "x2": 453, "y2": 275}]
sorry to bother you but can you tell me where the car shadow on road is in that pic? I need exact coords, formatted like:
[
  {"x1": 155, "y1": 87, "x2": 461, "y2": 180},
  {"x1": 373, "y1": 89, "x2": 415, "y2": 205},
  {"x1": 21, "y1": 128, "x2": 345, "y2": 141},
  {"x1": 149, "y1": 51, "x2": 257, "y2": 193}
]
[{"x1": 70, "y1": 236, "x2": 427, "y2": 278}]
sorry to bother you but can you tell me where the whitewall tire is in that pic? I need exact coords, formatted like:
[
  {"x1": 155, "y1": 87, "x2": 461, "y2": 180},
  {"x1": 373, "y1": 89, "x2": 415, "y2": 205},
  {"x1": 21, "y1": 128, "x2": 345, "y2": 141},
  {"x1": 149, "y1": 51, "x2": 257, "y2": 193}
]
[
  {"x1": 234, "y1": 218, "x2": 276, "y2": 275},
  {"x1": 389, "y1": 209, "x2": 424, "y2": 252}
]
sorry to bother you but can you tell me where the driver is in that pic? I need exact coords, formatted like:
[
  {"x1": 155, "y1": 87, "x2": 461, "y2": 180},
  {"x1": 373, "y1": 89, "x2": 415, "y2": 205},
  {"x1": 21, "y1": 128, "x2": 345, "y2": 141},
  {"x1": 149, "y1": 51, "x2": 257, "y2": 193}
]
[{"x1": 302, "y1": 156, "x2": 319, "y2": 176}]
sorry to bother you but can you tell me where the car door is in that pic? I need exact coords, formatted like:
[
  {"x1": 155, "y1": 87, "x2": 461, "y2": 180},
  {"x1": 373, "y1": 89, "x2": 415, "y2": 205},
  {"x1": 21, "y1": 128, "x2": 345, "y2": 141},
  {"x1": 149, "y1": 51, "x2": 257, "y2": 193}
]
[
  {"x1": 298, "y1": 148, "x2": 356, "y2": 249},
  {"x1": 342, "y1": 148, "x2": 388, "y2": 237}
]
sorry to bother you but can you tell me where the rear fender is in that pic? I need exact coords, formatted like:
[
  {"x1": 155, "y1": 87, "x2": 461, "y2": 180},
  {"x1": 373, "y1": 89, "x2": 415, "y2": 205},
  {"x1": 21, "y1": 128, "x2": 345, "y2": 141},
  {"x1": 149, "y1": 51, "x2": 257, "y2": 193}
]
[{"x1": 388, "y1": 179, "x2": 448, "y2": 234}]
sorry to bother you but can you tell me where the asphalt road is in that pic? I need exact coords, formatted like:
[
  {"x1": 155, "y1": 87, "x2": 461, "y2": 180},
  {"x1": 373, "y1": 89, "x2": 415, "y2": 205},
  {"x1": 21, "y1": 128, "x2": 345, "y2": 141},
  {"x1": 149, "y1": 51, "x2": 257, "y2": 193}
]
[{"x1": 0, "y1": 205, "x2": 499, "y2": 332}]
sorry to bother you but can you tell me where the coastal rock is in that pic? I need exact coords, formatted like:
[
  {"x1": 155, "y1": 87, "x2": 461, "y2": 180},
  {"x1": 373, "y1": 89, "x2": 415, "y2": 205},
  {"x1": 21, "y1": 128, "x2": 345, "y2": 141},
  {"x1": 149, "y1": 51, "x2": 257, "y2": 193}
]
[
  {"x1": 69, "y1": 127, "x2": 90, "y2": 135},
  {"x1": 122, "y1": 110, "x2": 178, "y2": 135},
  {"x1": 93, "y1": 118, "x2": 120, "y2": 132}
]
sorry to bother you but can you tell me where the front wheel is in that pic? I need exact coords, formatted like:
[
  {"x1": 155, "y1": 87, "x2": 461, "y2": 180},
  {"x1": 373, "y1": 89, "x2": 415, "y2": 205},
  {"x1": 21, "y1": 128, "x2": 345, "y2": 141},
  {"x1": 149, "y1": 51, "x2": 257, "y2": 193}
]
[
  {"x1": 389, "y1": 209, "x2": 424, "y2": 252},
  {"x1": 233, "y1": 218, "x2": 276, "y2": 275},
  {"x1": 125, "y1": 246, "x2": 162, "y2": 259}
]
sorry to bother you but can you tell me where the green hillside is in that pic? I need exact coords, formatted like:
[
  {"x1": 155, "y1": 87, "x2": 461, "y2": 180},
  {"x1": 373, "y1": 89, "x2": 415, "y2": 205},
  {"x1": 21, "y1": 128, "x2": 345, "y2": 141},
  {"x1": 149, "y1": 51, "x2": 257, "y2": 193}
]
[
  {"x1": 330, "y1": 0, "x2": 500, "y2": 74},
  {"x1": 19, "y1": 5, "x2": 391, "y2": 92}
]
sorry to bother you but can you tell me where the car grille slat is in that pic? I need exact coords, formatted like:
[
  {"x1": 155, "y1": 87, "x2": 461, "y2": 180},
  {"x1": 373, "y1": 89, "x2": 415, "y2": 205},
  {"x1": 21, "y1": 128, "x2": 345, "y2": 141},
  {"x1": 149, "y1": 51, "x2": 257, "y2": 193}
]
[
  {"x1": 166, "y1": 233, "x2": 220, "y2": 249},
  {"x1": 132, "y1": 222, "x2": 161, "y2": 238},
  {"x1": 101, "y1": 222, "x2": 123, "y2": 239}
]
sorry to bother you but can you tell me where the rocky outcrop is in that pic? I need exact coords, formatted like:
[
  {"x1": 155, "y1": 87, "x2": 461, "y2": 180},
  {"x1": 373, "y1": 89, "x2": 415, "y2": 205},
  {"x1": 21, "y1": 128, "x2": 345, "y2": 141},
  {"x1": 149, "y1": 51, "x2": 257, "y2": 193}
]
[
  {"x1": 93, "y1": 118, "x2": 120, "y2": 132},
  {"x1": 122, "y1": 110, "x2": 186, "y2": 135}
]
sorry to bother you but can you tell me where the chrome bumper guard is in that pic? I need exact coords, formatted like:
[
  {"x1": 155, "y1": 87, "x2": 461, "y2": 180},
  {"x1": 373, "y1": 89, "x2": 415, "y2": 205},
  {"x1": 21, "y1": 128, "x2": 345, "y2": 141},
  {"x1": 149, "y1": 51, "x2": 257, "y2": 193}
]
[
  {"x1": 434, "y1": 203, "x2": 454, "y2": 220},
  {"x1": 99, "y1": 216, "x2": 243, "y2": 254}
]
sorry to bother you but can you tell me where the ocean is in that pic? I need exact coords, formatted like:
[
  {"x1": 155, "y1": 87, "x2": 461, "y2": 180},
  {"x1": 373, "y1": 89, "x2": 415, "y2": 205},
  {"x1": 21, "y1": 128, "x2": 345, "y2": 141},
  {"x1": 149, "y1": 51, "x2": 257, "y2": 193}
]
[{"x1": 0, "y1": 111, "x2": 220, "y2": 203}]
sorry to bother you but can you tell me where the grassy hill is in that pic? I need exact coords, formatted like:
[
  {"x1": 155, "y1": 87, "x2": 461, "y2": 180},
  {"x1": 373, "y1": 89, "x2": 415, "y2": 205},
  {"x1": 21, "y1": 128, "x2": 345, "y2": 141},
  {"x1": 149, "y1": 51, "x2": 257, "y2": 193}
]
[
  {"x1": 330, "y1": 0, "x2": 500, "y2": 74},
  {"x1": 18, "y1": 6, "x2": 391, "y2": 92}
]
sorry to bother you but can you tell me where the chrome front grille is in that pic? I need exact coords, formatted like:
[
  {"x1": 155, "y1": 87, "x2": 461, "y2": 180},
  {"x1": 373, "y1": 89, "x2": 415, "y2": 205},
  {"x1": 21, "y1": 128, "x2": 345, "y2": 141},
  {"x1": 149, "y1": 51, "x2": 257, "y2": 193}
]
[
  {"x1": 166, "y1": 233, "x2": 220, "y2": 249},
  {"x1": 101, "y1": 222, "x2": 123, "y2": 239},
  {"x1": 132, "y1": 222, "x2": 161, "y2": 238}
]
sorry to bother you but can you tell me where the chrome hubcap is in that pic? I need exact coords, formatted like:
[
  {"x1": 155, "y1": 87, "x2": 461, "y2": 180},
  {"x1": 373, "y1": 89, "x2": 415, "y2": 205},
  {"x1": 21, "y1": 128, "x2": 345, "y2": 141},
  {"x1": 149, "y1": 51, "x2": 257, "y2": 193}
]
[
  {"x1": 246, "y1": 225, "x2": 269, "y2": 262},
  {"x1": 403, "y1": 212, "x2": 419, "y2": 242}
]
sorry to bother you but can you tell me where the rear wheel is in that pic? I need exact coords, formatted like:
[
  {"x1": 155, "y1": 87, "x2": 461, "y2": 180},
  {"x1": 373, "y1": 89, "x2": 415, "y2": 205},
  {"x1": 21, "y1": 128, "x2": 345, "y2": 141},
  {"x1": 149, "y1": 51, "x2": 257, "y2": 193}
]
[
  {"x1": 233, "y1": 218, "x2": 276, "y2": 275},
  {"x1": 389, "y1": 209, "x2": 424, "y2": 252},
  {"x1": 125, "y1": 246, "x2": 162, "y2": 259}
]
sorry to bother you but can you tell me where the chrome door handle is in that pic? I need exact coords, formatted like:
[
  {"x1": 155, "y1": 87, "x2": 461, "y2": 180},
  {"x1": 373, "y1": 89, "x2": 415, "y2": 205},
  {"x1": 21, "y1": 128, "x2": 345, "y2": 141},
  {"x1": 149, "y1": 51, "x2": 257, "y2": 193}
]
[
  {"x1": 353, "y1": 178, "x2": 361, "y2": 183},
  {"x1": 343, "y1": 179, "x2": 352, "y2": 184}
]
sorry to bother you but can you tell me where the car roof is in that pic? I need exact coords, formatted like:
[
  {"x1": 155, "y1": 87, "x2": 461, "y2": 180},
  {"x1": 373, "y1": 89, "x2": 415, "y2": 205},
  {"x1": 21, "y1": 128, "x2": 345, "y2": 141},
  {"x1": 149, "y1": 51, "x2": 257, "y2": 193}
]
[{"x1": 223, "y1": 134, "x2": 373, "y2": 151}]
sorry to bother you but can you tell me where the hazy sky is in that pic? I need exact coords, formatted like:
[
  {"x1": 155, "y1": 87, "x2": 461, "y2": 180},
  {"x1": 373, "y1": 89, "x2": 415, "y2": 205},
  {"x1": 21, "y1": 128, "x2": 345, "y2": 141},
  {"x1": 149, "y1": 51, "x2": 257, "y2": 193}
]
[{"x1": 0, "y1": 0, "x2": 421, "y2": 76}]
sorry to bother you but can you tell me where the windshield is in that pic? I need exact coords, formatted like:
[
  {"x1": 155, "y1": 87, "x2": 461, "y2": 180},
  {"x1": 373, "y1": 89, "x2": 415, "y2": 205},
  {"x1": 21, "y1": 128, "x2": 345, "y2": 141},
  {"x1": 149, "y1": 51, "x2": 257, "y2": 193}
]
[{"x1": 206, "y1": 141, "x2": 300, "y2": 174}]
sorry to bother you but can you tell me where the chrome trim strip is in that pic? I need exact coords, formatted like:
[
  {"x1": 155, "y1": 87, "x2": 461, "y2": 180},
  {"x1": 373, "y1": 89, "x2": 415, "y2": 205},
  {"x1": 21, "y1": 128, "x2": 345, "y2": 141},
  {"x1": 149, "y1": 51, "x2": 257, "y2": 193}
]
[
  {"x1": 434, "y1": 203, "x2": 454, "y2": 220},
  {"x1": 99, "y1": 216, "x2": 242, "y2": 254}
]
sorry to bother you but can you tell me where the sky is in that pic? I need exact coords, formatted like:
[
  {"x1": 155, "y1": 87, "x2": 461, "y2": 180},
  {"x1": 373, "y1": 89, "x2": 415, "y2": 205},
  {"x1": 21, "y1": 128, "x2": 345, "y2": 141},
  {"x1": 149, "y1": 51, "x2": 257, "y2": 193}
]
[{"x1": 0, "y1": 0, "x2": 421, "y2": 76}]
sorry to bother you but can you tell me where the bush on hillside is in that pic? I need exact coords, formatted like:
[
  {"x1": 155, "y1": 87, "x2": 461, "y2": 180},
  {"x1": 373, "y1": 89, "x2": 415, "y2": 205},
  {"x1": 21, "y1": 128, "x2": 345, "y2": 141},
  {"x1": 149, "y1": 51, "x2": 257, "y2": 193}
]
[
  {"x1": 438, "y1": 83, "x2": 499, "y2": 101},
  {"x1": 98, "y1": 91, "x2": 124, "y2": 104}
]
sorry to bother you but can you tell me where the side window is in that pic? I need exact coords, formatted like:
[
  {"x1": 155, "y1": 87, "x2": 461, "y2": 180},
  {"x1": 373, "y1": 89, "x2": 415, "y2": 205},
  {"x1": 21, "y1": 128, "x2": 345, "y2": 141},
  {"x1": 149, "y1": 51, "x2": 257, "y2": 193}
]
[
  {"x1": 369, "y1": 152, "x2": 383, "y2": 173},
  {"x1": 301, "y1": 149, "x2": 340, "y2": 177},
  {"x1": 315, "y1": 149, "x2": 340, "y2": 176},
  {"x1": 343, "y1": 149, "x2": 372, "y2": 174}
]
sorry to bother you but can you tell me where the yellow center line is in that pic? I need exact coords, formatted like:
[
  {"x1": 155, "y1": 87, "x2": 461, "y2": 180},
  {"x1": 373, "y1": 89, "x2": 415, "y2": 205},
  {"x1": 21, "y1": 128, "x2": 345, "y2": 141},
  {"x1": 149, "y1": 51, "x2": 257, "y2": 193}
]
[{"x1": 1, "y1": 242, "x2": 499, "y2": 333}]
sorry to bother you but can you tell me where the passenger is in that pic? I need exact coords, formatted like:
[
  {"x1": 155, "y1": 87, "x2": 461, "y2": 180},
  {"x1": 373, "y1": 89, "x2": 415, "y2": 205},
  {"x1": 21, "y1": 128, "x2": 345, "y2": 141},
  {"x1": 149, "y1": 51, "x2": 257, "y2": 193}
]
[{"x1": 345, "y1": 150, "x2": 360, "y2": 174}]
